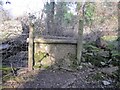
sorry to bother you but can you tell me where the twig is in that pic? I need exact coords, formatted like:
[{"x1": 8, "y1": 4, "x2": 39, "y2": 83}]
[
  {"x1": 3, "y1": 73, "x2": 12, "y2": 79},
  {"x1": 10, "y1": 63, "x2": 16, "y2": 76},
  {"x1": 59, "y1": 67, "x2": 75, "y2": 72}
]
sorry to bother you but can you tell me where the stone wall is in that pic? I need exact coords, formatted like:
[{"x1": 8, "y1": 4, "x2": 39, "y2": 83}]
[{"x1": 34, "y1": 43, "x2": 77, "y2": 69}]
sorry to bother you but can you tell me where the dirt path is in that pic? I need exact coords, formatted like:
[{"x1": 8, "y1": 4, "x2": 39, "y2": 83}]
[{"x1": 3, "y1": 64, "x2": 115, "y2": 88}]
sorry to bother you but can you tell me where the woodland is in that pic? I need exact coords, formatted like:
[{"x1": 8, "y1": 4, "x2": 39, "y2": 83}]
[{"x1": 0, "y1": 0, "x2": 120, "y2": 88}]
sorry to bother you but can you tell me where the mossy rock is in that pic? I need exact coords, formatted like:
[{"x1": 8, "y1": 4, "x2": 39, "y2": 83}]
[
  {"x1": 34, "y1": 56, "x2": 53, "y2": 70},
  {"x1": 41, "y1": 57, "x2": 53, "y2": 67},
  {"x1": 41, "y1": 65, "x2": 50, "y2": 69},
  {"x1": 34, "y1": 51, "x2": 48, "y2": 62},
  {"x1": 33, "y1": 65, "x2": 41, "y2": 69}
]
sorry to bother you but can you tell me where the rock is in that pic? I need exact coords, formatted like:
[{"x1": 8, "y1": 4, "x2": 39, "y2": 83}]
[
  {"x1": 81, "y1": 57, "x2": 86, "y2": 62},
  {"x1": 97, "y1": 50, "x2": 109, "y2": 57},
  {"x1": 101, "y1": 66, "x2": 118, "y2": 76},
  {"x1": 102, "y1": 80, "x2": 111, "y2": 85},
  {"x1": 86, "y1": 53, "x2": 93, "y2": 56},
  {"x1": 81, "y1": 62, "x2": 94, "y2": 68},
  {"x1": 40, "y1": 57, "x2": 53, "y2": 68},
  {"x1": 100, "y1": 62, "x2": 106, "y2": 66},
  {"x1": 88, "y1": 62, "x2": 94, "y2": 68},
  {"x1": 0, "y1": 44, "x2": 10, "y2": 50},
  {"x1": 95, "y1": 37, "x2": 107, "y2": 49}
]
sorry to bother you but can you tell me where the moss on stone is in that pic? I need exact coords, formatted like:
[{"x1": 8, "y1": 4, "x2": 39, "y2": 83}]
[
  {"x1": 41, "y1": 64, "x2": 50, "y2": 69},
  {"x1": 34, "y1": 51, "x2": 51, "y2": 69},
  {"x1": 33, "y1": 65, "x2": 41, "y2": 69},
  {"x1": 34, "y1": 51, "x2": 46, "y2": 62},
  {"x1": 33, "y1": 62, "x2": 50, "y2": 70}
]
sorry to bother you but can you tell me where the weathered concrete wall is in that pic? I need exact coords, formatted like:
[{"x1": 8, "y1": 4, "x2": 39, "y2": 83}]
[{"x1": 34, "y1": 43, "x2": 77, "y2": 69}]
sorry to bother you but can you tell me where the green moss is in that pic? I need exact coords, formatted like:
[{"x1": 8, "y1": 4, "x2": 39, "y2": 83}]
[
  {"x1": 0, "y1": 67, "x2": 12, "y2": 71},
  {"x1": 34, "y1": 51, "x2": 50, "y2": 69},
  {"x1": 41, "y1": 65, "x2": 50, "y2": 69},
  {"x1": 34, "y1": 51, "x2": 47, "y2": 62},
  {"x1": 34, "y1": 63, "x2": 50, "y2": 70},
  {"x1": 33, "y1": 65, "x2": 41, "y2": 69},
  {"x1": 0, "y1": 85, "x2": 11, "y2": 89},
  {"x1": 101, "y1": 36, "x2": 118, "y2": 41},
  {"x1": 1, "y1": 66, "x2": 13, "y2": 76}
]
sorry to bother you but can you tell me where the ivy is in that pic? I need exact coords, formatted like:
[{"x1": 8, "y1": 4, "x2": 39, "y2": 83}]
[{"x1": 84, "y1": 3, "x2": 95, "y2": 25}]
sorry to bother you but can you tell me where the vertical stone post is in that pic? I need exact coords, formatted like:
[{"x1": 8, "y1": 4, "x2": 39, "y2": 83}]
[
  {"x1": 28, "y1": 23, "x2": 34, "y2": 71},
  {"x1": 77, "y1": 19, "x2": 83, "y2": 65}
]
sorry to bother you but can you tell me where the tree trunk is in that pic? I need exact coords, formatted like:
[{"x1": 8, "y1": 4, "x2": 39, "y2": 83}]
[
  {"x1": 46, "y1": 1, "x2": 55, "y2": 35},
  {"x1": 55, "y1": 2, "x2": 65, "y2": 35}
]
